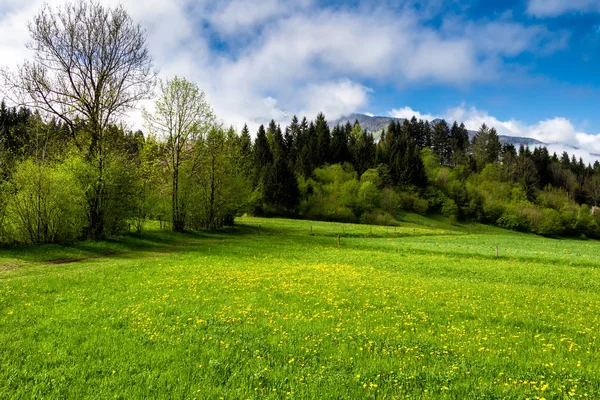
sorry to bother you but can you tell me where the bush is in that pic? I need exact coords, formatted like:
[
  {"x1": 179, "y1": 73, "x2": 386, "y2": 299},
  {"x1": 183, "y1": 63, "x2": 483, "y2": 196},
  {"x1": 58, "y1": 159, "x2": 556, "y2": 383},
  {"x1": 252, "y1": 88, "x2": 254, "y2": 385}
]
[
  {"x1": 360, "y1": 211, "x2": 397, "y2": 226},
  {"x1": 413, "y1": 198, "x2": 429, "y2": 215},
  {"x1": 0, "y1": 181, "x2": 11, "y2": 244},
  {"x1": 496, "y1": 213, "x2": 525, "y2": 231},
  {"x1": 441, "y1": 198, "x2": 459, "y2": 218},
  {"x1": 358, "y1": 181, "x2": 380, "y2": 211},
  {"x1": 422, "y1": 187, "x2": 446, "y2": 213},
  {"x1": 537, "y1": 208, "x2": 564, "y2": 237},
  {"x1": 380, "y1": 188, "x2": 400, "y2": 216},
  {"x1": 8, "y1": 159, "x2": 86, "y2": 243},
  {"x1": 519, "y1": 206, "x2": 542, "y2": 233},
  {"x1": 575, "y1": 205, "x2": 599, "y2": 238},
  {"x1": 482, "y1": 199, "x2": 505, "y2": 223}
]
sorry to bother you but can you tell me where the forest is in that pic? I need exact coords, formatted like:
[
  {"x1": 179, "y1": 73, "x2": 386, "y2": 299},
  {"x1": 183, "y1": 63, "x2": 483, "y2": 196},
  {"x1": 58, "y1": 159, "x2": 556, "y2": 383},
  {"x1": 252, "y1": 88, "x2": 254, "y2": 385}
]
[
  {"x1": 1, "y1": 0, "x2": 600, "y2": 246},
  {"x1": 1, "y1": 98, "x2": 600, "y2": 245}
]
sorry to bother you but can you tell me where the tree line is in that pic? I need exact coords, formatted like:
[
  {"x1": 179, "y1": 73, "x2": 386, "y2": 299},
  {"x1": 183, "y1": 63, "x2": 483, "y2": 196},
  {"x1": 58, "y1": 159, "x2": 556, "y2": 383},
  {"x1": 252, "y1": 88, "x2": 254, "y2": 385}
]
[
  {"x1": 1, "y1": 0, "x2": 600, "y2": 245},
  {"x1": 247, "y1": 114, "x2": 600, "y2": 238},
  {"x1": 2, "y1": 98, "x2": 600, "y2": 244}
]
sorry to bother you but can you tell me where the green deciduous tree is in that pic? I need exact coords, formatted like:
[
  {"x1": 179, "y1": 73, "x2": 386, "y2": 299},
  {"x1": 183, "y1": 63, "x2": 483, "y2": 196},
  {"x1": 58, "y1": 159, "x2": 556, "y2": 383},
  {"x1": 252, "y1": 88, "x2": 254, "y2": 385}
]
[
  {"x1": 189, "y1": 127, "x2": 251, "y2": 230},
  {"x1": 4, "y1": 0, "x2": 155, "y2": 237},
  {"x1": 144, "y1": 76, "x2": 213, "y2": 232}
]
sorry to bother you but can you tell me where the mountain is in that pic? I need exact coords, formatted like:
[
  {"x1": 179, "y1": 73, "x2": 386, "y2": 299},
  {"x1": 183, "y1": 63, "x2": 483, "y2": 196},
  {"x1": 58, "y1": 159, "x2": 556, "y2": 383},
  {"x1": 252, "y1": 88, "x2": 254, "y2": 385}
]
[
  {"x1": 333, "y1": 113, "x2": 545, "y2": 147},
  {"x1": 333, "y1": 113, "x2": 403, "y2": 133}
]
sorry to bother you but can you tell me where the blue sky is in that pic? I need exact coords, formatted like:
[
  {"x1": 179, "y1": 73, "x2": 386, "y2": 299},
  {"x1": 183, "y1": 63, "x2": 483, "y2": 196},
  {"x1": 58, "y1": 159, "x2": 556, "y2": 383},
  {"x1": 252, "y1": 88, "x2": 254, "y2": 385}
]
[{"x1": 1, "y1": 0, "x2": 600, "y2": 158}]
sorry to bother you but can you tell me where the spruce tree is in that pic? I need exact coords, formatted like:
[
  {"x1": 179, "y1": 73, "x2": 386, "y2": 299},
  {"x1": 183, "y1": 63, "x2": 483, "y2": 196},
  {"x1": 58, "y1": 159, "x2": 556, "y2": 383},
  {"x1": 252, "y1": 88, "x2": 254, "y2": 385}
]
[
  {"x1": 288, "y1": 116, "x2": 300, "y2": 163},
  {"x1": 330, "y1": 124, "x2": 349, "y2": 165},
  {"x1": 240, "y1": 124, "x2": 252, "y2": 158},
  {"x1": 315, "y1": 113, "x2": 330, "y2": 166},
  {"x1": 450, "y1": 122, "x2": 469, "y2": 166},
  {"x1": 296, "y1": 121, "x2": 318, "y2": 177},
  {"x1": 431, "y1": 120, "x2": 451, "y2": 165},
  {"x1": 254, "y1": 125, "x2": 272, "y2": 170},
  {"x1": 262, "y1": 156, "x2": 300, "y2": 213},
  {"x1": 486, "y1": 128, "x2": 501, "y2": 164},
  {"x1": 472, "y1": 124, "x2": 490, "y2": 171}
]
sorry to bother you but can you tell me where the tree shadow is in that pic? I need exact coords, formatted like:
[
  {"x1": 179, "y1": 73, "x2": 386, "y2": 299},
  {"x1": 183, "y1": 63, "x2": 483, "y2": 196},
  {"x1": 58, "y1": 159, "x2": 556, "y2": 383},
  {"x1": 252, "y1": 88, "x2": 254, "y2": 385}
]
[{"x1": 0, "y1": 223, "x2": 262, "y2": 267}]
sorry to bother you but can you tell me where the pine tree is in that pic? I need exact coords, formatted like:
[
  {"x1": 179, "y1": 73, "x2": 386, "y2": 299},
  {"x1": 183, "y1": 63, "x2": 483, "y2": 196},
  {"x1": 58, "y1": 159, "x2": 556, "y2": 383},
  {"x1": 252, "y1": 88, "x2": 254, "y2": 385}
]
[
  {"x1": 262, "y1": 156, "x2": 300, "y2": 213},
  {"x1": 292, "y1": 117, "x2": 307, "y2": 168},
  {"x1": 486, "y1": 128, "x2": 501, "y2": 164},
  {"x1": 287, "y1": 116, "x2": 300, "y2": 163},
  {"x1": 254, "y1": 125, "x2": 272, "y2": 170},
  {"x1": 431, "y1": 120, "x2": 451, "y2": 165},
  {"x1": 532, "y1": 147, "x2": 551, "y2": 188},
  {"x1": 296, "y1": 121, "x2": 318, "y2": 177},
  {"x1": 240, "y1": 124, "x2": 252, "y2": 158},
  {"x1": 330, "y1": 124, "x2": 349, "y2": 165},
  {"x1": 388, "y1": 129, "x2": 427, "y2": 189},
  {"x1": 423, "y1": 121, "x2": 432, "y2": 148},
  {"x1": 450, "y1": 122, "x2": 469, "y2": 166},
  {"x1": 472, "y1": 123, "x2": 500, "y2": 171},
  {"x1": 315, "y1": 113, "x2": 330, "y2": 166},
  {"x1": 349, "y1": 123, "x2": 375, "y2": 175}
]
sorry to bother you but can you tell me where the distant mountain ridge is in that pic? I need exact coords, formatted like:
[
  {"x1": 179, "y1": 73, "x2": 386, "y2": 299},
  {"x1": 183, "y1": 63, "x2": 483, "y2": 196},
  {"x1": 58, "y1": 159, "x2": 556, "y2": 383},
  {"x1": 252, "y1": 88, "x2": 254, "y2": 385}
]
[{"x1": 333, "y1": 113, "x2": 545, "y2": 148}]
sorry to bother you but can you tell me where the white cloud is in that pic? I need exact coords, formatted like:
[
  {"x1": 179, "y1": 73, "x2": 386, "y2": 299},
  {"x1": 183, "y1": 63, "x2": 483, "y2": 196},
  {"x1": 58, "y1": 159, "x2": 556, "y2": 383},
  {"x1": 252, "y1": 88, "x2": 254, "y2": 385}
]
[
  {"x1": 0, "y1": 0, "x2": 571, "y2": 134},
  {"x1": 389, "y1": 106, "x2": 439, "y2": 121},
  {"x1": 527, "y1": 0, "x2": 600, "y2": 17},
  {"x1": 208, "y1": 0, "x2": 312, "y2": 35},
  {"x1": 298, "y1": 80, "x2": 371, "y2": 121},
  {"x1": 390, "y1": 104, "x2": 600, "y2": 162}
]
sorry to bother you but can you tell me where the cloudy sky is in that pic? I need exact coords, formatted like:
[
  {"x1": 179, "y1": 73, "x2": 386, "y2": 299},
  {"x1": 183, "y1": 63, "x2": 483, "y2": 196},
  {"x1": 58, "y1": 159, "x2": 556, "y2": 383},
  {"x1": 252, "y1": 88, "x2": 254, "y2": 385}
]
[{"x1": 1, "y1": 0, "x2": 600, "y2": 159}]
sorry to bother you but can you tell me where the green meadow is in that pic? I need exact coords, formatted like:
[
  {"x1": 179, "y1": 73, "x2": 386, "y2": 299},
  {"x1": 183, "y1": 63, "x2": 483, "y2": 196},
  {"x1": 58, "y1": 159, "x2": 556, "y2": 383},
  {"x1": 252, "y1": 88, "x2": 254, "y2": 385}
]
[{"x1": 1, "y1": 216, "x2": 599, "y2": 399}]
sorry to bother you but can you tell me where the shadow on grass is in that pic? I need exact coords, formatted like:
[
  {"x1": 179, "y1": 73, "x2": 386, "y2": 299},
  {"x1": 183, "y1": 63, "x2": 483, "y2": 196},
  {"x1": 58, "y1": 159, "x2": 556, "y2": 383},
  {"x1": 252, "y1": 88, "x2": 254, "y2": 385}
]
[{"x1": 0, "y1": 224, "x2": 261, "y2": 267}]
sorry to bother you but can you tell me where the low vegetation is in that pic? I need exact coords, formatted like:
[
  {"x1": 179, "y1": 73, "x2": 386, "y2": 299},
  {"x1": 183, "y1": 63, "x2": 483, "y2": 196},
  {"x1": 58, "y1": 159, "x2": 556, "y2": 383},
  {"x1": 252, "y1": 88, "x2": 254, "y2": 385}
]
[{"x1": 1, "y1": 217, "x2": 599, "y2": 398}]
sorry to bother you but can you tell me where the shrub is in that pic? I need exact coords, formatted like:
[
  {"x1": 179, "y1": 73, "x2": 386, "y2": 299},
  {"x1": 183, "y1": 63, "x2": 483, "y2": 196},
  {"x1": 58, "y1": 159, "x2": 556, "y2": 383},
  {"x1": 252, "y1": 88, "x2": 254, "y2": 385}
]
[
  {"x1": 496, "y1": 213, "x2": 525, "y2": 231},
  {"x1": 575, "y1": 205, "x2": 599, "y2": 238},
  {"x1": 537, "y1": 208, "x2": 564, "y2": 237},
  {"x1": 358, "y1": 181, "x2": 380, "y2": 211},
  {"x1": 441, "y1": 198, "x2": 459, "y2": 218},
  {"x1": 380, "y1": 188, "x2": 400, "y2": 216},
  {"x1": 8, "y1": 159, "x2": 86, "y2": 243},
  {"x1": 413, "y1": 198, "x2": 429, "y2": 215},
  {"x1": 360, "y1": 211, "x2": 397, "y2": 226},
  {"x1": 482, "y1": 199, "x2": 505, "y2": 223}
]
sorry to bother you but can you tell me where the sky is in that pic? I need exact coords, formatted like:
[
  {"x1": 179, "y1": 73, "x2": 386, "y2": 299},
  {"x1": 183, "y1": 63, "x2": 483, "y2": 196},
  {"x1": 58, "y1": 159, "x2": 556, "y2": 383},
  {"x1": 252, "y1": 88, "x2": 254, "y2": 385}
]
[{"x1": 1, "y1": 0, "x2": 600, "y2": 160}]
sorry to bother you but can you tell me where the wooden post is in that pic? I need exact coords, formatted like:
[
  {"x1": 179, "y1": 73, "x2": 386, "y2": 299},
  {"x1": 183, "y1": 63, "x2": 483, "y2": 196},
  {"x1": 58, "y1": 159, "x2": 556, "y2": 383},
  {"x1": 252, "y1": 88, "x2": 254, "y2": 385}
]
[
  {"x1": 496, "y1": 246, "x2": 499, "y2": 258},
  {"x1": 259, "y1": 225, "x2": 261, "y2": 235},
  {"x1": 337, "y1": 234, "x2": 341, "y2": 247},
  {"x1": 310, "y1": 225, "x2": 312, "y2": 234}
]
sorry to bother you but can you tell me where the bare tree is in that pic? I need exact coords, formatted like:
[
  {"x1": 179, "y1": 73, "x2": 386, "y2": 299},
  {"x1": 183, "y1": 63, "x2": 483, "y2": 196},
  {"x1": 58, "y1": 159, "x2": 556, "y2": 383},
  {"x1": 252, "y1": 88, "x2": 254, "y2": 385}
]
[
  {"x1": 2, "y1": 0, "x2": 155, "y2": 237},
  {"x1": 144, "y1": 77, "x2": 213, "y2": 232}
]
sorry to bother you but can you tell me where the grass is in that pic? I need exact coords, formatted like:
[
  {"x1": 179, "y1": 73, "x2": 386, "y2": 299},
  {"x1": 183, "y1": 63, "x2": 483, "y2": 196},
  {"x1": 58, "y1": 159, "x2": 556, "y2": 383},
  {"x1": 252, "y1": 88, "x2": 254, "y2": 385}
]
[{"x1": 1, "y1": 216, "x2": 599, "y2": 399}]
